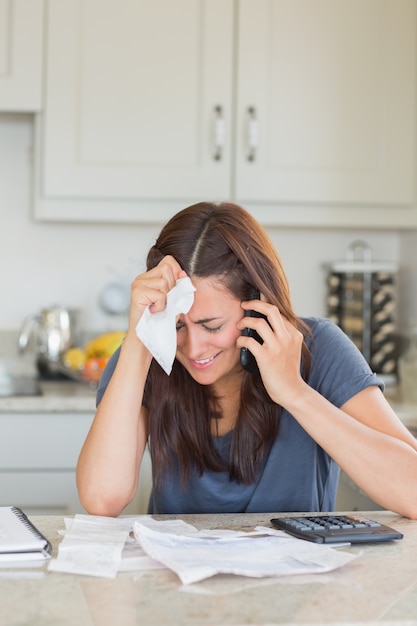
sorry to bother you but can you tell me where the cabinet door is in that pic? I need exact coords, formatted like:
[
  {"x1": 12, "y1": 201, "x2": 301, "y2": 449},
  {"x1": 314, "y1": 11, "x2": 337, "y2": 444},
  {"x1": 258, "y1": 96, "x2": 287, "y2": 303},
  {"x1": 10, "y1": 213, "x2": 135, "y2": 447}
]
[
  {"x1": 37, "y1": 0, "x2": 233, "y2": 222},
  {"x1": 0, "y1": 412, "x2": 152, "y2": 515},
  {"x1": 0, "y1": 412, "x2": 93, "y2": 514},
  {"x1": 235, "y1": 0, "x2": 417, "y2": 225},
  {"x1": 0, "y1": 472, "x2": 84, "y2": 515},
  {"x1": 0, "y1": 0, "x2": 43, "y2": 111}
]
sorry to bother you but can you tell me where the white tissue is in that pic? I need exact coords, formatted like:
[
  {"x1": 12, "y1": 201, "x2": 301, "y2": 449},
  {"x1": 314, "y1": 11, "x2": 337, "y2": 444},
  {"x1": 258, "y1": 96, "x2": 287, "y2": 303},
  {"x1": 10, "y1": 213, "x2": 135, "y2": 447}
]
[{"x1": 135, "y1": 277, "x2": 196, "y2": 375}]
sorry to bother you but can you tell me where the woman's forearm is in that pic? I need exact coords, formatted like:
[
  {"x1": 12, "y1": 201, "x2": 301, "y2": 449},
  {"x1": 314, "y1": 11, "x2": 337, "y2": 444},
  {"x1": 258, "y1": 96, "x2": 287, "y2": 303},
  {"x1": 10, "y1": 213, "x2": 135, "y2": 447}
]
[
  {"x1": 285, "y1": 384, "x2": 417, "y2": 519},
  {"x1": 76, "y1": 334, "x2": 152, "y2": 516}
]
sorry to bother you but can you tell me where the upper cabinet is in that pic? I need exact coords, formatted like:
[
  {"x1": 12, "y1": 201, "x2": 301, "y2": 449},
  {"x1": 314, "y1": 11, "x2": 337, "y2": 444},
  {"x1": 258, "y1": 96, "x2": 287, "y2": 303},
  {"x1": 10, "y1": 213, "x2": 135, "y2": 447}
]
[
  {"x1": 235, "y1": 0, "x2": 417, "y2": 227},
  {"x1": 35, "y1": 0, "x2": 417, "y2": 227},
  {"x1": 36, "y1": 0, "x2": 234, "y2": 222},
  {"x1": 0, "y1": 0, "x2": 44, "y2": 111}
]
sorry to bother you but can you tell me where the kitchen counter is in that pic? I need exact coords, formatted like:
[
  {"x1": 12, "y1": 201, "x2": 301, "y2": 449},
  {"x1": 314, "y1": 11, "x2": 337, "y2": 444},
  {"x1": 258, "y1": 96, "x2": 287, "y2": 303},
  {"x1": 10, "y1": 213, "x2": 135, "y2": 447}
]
[
  {"x1": 0, "y1": 376, "x2": 415, "y2": 427},
  {"x1": 1, "y1": 510, "x2": 416, "y2": 626},
  {"x1": 0, "y1": 380, "x2": 97, "y2": 413},
  {"x1": 0, "y1": 329, "x2": 98, "y2": 413}
]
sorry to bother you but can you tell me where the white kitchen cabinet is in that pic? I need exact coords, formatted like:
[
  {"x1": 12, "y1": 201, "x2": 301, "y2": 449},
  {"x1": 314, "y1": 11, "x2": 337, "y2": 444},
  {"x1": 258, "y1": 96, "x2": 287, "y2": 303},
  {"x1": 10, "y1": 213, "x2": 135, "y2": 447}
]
[
  {"x1": 0, "y1": 412, "x2": 93, "y2": 515},
  {"x1": 0, "y1": 0, "x2": 44, "y2": 111},
  {"x1": 36, "y1": 0, "x2": 233, "y2": 222},
  {"x1": 235, "y1": 0, "x2": 417, "y2": 225},
  {"x1": 0, "y1": 412, "x2": 152, "y2": 515},
  {"x1": 35, "y1": 0, "x2": 417, "y2": 227}
]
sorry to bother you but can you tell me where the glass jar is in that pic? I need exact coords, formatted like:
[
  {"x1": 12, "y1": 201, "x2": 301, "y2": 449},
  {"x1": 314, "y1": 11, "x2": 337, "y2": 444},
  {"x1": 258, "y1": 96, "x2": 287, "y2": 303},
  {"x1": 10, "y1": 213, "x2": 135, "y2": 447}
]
[{"x1": 398, "y1": 326, "x2": 417, "y2": 404}]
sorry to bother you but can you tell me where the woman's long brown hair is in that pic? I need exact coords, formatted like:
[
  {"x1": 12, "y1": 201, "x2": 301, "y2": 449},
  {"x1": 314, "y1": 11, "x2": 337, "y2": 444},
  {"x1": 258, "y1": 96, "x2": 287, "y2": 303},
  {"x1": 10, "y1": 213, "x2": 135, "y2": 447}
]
[{"x1": 144, "y1": 202, "x2": 311, "y2": 487}]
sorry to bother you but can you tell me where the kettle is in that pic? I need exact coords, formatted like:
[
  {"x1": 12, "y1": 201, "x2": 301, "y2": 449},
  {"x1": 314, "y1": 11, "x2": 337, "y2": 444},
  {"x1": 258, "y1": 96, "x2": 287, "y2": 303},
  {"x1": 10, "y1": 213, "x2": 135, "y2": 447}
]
[{"x1": 18, "y1": 306, "x2": 81, "y2": 377}]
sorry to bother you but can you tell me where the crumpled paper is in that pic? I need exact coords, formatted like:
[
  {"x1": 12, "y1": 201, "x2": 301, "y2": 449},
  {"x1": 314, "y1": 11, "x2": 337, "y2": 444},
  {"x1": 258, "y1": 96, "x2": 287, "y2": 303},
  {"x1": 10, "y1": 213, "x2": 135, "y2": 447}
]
[
  {"x1": 132, "y1": 519, "x2": 359, "y2": 585},
  {"x1": 135, "y1": 277, "x2": 196, "y2": 375}
]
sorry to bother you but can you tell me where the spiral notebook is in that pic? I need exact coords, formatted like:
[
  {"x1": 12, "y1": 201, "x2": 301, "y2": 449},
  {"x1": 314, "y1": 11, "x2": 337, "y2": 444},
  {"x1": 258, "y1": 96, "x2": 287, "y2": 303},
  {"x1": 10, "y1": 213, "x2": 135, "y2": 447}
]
[{"x1": 0, "y1": 506, "x2": 51, "y2": 562}]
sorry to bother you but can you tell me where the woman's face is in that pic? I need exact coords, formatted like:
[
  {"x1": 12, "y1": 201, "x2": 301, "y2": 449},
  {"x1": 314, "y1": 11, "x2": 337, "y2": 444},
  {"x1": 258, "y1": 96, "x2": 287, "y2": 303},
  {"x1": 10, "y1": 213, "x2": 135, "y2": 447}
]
[{"x1": 175, "y1": 277, "x2": 244, "y2": 387}]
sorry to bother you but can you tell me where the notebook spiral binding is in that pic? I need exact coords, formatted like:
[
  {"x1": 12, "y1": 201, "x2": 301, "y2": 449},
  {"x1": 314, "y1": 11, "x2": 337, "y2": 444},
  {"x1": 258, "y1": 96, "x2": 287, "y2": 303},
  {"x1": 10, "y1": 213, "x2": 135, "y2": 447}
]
[{"x1": 10, "y1": 506, "x2": 52, "y2": 553}]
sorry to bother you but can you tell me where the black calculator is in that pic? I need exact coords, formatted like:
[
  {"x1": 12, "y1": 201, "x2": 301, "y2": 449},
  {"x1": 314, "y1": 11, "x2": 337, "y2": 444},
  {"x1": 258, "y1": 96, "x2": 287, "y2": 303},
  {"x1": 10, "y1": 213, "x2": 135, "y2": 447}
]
[{"x1": 270, "y1": 514, "x2": 403, "y2": 544}]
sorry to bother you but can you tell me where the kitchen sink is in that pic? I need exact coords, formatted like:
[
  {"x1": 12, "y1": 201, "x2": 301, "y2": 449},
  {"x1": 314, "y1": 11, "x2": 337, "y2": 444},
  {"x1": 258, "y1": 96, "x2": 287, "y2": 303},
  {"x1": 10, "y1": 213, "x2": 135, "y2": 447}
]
[{"x1": 0, "y1": 376, "x2": 42, "y2": 397}]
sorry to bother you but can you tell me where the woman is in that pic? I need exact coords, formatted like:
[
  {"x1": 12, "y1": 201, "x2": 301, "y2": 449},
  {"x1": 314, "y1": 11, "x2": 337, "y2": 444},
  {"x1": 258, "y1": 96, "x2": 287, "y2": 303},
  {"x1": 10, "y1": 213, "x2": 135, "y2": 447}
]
[{"x1": 76, "y1": 202, "x2": 417, "y2": 518}]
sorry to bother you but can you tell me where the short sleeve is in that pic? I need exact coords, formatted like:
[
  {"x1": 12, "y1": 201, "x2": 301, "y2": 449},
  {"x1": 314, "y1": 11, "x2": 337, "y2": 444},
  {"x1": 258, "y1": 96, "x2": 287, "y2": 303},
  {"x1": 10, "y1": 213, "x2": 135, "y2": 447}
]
[
  {"x1": 304, "y1": 317, "x2": 384, "y2": 408},
  {"x1": 96, "y1": 346, "x2": 121, "y2": 406}
]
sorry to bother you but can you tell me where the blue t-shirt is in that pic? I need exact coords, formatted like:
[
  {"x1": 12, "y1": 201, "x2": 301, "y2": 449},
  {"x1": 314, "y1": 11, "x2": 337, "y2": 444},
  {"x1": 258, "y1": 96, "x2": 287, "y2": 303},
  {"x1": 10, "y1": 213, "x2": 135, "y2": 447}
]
[{"x1": 97, "y1": 317, "x2": 383, "y2": 514}]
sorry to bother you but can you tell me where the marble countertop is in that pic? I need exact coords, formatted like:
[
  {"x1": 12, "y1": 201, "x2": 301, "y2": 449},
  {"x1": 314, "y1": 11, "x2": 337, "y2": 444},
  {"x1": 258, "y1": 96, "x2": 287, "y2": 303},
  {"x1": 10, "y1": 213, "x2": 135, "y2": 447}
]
[
  {"x1": 0, "y1": 331, "x2": 98, "y2": 413},
  {"x1": 0, "y1": 380, "x2": 97, "y2": 413},
  {"x1": 1, "y1": 511, "x2": 416, "y2": 626}
]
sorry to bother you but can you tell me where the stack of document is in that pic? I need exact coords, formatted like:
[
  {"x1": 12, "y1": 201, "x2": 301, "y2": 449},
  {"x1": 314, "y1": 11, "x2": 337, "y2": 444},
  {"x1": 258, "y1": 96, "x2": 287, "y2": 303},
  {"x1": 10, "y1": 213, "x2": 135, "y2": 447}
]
[{"x1": 49, "y1": 515, "x2": 357, "y2": 583}]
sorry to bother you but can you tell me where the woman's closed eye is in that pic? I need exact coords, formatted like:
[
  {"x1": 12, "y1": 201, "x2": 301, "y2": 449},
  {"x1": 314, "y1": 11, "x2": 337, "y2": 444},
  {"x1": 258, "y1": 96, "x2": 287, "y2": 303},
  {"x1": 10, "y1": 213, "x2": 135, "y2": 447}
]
[
  {"x1": 176, "y1": 322, "x2": 223, "y2": 333},
  {"x1": 202, "y1": 324, "x2": 222, "y2": 333}
]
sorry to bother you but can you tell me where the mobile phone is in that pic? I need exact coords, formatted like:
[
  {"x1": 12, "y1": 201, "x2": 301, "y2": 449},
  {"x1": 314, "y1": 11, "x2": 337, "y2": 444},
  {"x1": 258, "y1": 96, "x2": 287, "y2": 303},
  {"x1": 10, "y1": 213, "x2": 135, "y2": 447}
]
[{"x1": 240, "y1": 289, "x2": 268, "y2": 375}]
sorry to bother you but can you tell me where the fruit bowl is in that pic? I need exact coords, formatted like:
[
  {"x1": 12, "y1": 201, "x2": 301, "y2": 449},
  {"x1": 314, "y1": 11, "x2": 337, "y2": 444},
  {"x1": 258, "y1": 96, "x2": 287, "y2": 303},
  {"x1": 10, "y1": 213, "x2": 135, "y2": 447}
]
[
  {"x1": 59, "y1": 331, "x2": 126, "y2": 387},
  {"x1": 48, "y1": 361, "x2": 101, "y2": 388}
]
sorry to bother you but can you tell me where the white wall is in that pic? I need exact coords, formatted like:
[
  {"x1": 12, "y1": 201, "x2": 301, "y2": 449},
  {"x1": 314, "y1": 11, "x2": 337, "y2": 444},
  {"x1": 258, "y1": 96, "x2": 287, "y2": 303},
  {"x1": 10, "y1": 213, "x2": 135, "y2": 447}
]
[{"x1": 0, "y1": 113, "x2": 412, "y2": 336}]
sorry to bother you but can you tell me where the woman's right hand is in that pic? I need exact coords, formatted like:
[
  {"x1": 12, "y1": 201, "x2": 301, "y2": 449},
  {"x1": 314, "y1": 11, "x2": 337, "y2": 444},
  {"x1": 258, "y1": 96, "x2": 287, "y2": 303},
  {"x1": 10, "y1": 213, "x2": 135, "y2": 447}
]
[{"x1": 127, "y1": 255, "x2": 187, "y2": 336}]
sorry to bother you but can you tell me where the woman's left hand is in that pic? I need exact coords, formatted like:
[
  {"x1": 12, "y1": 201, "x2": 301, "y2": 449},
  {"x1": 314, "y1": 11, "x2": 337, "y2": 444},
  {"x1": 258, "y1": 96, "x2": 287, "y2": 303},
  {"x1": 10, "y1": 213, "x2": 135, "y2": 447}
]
[{"x1": 236, "y1": 299, "x2": 306, "y2": 407}]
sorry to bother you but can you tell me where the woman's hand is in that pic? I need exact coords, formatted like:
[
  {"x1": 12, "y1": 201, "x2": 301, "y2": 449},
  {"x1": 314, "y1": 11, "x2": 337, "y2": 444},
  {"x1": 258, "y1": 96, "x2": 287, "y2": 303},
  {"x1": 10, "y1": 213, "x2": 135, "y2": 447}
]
[
  {"x1": 127, "y1": 256, "x2": 187, "y2": 336},
  {"x1": 236, "y1": 299, "x2": 306, "y2": 407}
]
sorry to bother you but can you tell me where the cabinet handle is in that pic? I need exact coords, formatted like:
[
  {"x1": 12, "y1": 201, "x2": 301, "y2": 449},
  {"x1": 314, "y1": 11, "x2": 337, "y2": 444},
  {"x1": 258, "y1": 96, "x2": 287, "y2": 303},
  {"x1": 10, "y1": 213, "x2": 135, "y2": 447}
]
[
  {"x1": 213, "y1": 105, "x2": 225, "y2": 161},
  {"x1": 247, "y1": 106, "x2": 258, "y2": 162}
]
